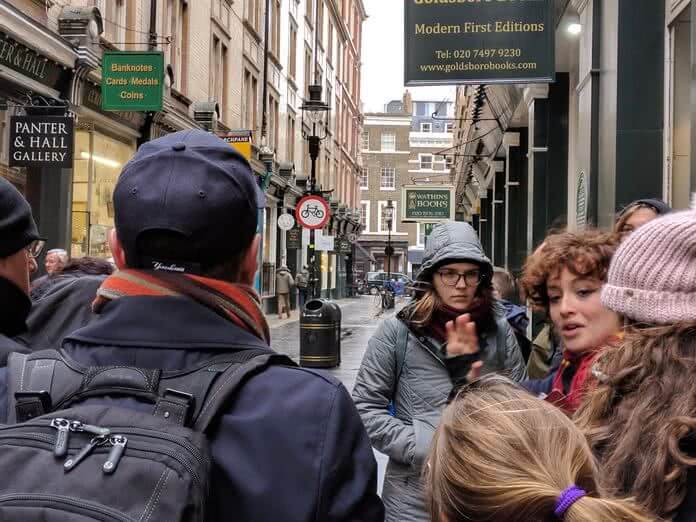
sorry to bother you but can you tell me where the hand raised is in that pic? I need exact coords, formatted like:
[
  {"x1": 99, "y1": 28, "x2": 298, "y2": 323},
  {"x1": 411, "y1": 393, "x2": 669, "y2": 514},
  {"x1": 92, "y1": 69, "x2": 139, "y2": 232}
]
[{"x1": 445, "y1": 313, "x2": 479, "y2": 357}]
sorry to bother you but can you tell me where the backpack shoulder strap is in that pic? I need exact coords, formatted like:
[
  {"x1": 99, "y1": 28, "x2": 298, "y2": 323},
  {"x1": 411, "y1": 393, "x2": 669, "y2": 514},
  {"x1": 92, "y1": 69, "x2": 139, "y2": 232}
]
[
  {"x1": 391, "y1": 320, "x2": 410, "y2": 399},
  {"x1": 188, "y1": 350, "x2": 295, "y2": 432},
  {"x1": 7, "y1": 349, "x2": 86, "y2": 423}
]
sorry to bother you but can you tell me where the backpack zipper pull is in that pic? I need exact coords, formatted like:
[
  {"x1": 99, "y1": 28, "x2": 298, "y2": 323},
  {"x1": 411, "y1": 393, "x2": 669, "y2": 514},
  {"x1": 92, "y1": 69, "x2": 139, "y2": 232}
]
[
  {"x1": 103, "y1": 435, "x2": 127, "y2": 474},
  {"x1": 50, "y1": 418, "x2": 71, "y2": 457},
  {"x1": 70, "y1": 420, "x2": 110, "y2": 437},
  {"x1": 64, "y1": 435, "x2": 107, "y2": 472}
]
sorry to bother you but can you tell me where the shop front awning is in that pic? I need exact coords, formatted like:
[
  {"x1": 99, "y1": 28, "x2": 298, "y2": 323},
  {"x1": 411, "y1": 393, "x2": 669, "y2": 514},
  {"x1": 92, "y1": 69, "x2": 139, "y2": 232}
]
[{"x1": 354, "y1": 240, "x2": 376, "y2": 263}]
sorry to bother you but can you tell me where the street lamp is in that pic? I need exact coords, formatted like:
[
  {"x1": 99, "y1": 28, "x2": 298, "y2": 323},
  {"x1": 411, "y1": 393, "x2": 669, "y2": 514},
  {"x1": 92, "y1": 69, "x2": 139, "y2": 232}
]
[
  {"x1": 384, "y1": 200, "x2": 395, "y2": 282},
  {"x1": 301, "y1": 84, "x2": 331, "y2": 298}
]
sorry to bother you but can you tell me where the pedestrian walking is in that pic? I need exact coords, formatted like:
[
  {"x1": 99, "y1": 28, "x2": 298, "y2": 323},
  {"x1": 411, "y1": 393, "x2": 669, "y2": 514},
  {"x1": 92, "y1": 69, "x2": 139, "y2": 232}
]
[
  {"x1": 576, "y1": 209, "x2": 696, "y2": 521},
  {"x1": 295, "y1": 265, "x2": 309, "y2": 307},
  {"x1": 0, "y1": 130, "x2": 384, "y2": 521},
  {"x1": 0, "y1": 177, "x2": 39, "y2": 361},
  {"x1": 353, "y1": 220, "x2": 526, "y2": 522},
  {"x1": 520, "y1": 230, "x2": 622, "y2": 414},
  {"x1": 427, "y1": 375, "x2": 654, "y2": 522},
  {"x1": 614, "y1": 197, "x2": 671, "y2": 238},
  {"x1": 275, "y1": 265, "x2": 295, "y2": 319}
]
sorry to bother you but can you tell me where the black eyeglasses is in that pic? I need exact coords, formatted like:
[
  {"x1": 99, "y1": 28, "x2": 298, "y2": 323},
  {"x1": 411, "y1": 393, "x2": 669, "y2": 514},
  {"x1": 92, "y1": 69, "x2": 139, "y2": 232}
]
[
  {"x1": 437, "y1": 269, "x2": 481, "y2": 288},
  {"x1": 25, "y1": 239, "x2": 45, "y2": 259}
]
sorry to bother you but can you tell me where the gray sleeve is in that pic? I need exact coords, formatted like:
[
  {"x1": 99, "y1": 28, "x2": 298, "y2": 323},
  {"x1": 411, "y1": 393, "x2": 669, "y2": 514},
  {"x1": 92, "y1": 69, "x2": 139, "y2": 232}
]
[
  {"x1": 502, "y1": 321, "x2": 528, "y2": 382},
  {"x1": 351, "y1": 319, "x2": 418, "y2": 467}
]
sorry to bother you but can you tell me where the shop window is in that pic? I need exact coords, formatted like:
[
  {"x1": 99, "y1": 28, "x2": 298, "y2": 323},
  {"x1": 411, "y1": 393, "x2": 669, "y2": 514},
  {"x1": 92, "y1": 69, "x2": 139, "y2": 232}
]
[{"x1": 71, "y1": 129, "x2": 135, "y2": 259}]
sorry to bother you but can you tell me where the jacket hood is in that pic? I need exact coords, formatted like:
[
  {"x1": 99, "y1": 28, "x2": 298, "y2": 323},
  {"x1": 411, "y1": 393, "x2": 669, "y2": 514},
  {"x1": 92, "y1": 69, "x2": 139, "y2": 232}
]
[{"x1": 418, "y1": 221, "x2": 491, "y2": 281}]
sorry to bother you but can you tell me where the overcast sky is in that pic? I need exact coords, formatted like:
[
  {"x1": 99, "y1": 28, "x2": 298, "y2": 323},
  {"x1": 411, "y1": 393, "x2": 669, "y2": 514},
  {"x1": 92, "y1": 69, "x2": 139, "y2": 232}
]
[{"x1": 361, "y1": 0, "x2": 456, "y2": 113}]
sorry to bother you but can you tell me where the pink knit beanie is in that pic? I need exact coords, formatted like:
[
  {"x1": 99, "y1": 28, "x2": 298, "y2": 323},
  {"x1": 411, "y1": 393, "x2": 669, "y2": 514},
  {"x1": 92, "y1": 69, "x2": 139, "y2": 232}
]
[{"x1": 601, "y1": 209, "x2": 696, "y2": 324}]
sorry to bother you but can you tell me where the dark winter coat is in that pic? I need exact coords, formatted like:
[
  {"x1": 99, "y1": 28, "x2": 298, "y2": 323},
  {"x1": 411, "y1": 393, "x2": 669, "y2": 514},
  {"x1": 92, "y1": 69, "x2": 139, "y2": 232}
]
[
  {"x1": 0, "y1": 295, "x2": 384, "y2": 522},
  {"x1": 15, "y1": 274, "x2": 105, "y2": 350},
  {"x1": 0, "y1": 276, "x2": 30, "y2": 364}
]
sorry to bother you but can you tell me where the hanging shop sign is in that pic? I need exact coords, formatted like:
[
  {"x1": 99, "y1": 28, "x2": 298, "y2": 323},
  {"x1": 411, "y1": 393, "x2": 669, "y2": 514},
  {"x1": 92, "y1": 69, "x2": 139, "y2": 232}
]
[
  {"x1": 287, "y1": 227, "x2": 302, "y2": 250},
  {"x1": 402, "y1": 185, "x2": 455, "y2": 222},
  {"x1": 101, "y1": 51, "x2": 164, "y2": 112},
  {"x1": 404, "y1": 0, "x2": 554, "y2": 85},
  {"x1": 296, "y1": 195, "x2": 331, "y2": 230},
  {"x1": 218, "y1": 130, "x2": 253, "y2": 161},
  {"x1": 0, "y1": 31, "x2": 65, "y2": 88},
  {"x1": 337, "y1": 237, "x2": 353, "y2": 254},
  {"x1": 9, "y1": 115, "x2": 74, "y2": 168}
]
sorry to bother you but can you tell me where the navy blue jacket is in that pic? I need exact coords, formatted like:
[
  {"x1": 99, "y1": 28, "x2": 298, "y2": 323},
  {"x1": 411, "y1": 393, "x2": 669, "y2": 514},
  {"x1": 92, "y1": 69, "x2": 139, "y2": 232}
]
[{"x1": 0, "y1": 295, "x2": 384, "y2": 522}]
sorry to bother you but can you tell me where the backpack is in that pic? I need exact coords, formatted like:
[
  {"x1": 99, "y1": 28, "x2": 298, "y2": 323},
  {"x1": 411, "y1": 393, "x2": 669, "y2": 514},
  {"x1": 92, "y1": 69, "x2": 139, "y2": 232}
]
[{"x1": 0, "y1": 347, "x2": 295, "y2": 521}]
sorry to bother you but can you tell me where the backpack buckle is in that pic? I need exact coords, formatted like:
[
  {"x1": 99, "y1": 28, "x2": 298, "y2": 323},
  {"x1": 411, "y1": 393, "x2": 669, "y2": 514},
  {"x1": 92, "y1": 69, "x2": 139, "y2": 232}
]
[
  {"x1": 154, "y1": 388, "x2": 195, "y2": 426},
  {"x1": 15, "y1": 391, "x2": 52, "y2": 422}
]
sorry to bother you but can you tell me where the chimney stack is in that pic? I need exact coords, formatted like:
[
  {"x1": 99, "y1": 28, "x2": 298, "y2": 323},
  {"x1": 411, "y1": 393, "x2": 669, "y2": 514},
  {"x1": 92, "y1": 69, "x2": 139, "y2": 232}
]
[{"x1": 402, "y1": 90, "x2": 413, "y2": 115}]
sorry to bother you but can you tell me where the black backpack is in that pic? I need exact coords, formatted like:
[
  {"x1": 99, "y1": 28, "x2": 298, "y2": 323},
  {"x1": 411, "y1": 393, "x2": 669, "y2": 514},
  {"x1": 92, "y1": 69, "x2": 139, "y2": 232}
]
[{"x1": 0, "y1": 347, "x2": 294, "y2": 521}]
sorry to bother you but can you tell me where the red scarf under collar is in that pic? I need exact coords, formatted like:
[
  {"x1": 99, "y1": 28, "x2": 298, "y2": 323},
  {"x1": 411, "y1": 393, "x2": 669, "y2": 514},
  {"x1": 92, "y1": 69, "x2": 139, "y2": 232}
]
[{"x1": 93, "y1": 269, "x2": 270, "y2": 344}]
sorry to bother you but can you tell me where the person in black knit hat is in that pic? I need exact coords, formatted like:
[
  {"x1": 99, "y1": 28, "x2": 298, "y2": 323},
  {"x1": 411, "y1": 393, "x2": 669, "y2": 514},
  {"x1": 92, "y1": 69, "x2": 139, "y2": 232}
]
[{"x1": 0, "y1": 177, "x2": 42, "y2": 362}]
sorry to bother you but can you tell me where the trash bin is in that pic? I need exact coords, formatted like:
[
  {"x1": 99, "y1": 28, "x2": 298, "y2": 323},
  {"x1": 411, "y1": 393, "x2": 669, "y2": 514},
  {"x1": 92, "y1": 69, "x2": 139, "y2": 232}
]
[{"x1": 300, "y1": 299, "x2": 341, "y2": 368}]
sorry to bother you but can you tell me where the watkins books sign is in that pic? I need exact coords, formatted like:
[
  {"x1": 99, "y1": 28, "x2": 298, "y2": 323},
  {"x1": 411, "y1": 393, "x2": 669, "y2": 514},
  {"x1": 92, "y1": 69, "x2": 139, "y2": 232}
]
[{"x1": 9, "y1": 116, "x2": 74, "y2": 168}]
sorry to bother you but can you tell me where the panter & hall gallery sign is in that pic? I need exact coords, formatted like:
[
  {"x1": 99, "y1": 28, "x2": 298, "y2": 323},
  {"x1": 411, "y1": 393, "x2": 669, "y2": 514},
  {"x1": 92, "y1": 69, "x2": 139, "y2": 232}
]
[
  {"x1": 9, "y1": 116, "x2": 74, "y2": 168},
  {"x1": 404, "y1": 0, "x2": 554, "y2": 85}
]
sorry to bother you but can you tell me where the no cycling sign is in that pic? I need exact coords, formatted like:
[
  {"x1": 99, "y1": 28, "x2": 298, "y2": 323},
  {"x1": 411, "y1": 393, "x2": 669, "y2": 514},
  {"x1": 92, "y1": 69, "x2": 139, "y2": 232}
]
[{"x1": 296, "y1": 195, "x2": 331, "y2": 230}]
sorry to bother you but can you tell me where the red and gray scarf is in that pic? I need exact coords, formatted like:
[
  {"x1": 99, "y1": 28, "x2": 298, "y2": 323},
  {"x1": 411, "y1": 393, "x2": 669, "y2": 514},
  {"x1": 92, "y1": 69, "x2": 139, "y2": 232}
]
[{"x1": 93, "y1": 269, "x2": 270, "y2": 344}]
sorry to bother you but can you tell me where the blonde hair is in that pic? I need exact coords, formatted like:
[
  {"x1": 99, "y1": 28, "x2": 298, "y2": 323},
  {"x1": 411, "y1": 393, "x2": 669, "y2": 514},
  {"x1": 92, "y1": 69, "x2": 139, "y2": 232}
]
[{"x1": 426, "y1": 376, "x2": 657, "y2": 522}]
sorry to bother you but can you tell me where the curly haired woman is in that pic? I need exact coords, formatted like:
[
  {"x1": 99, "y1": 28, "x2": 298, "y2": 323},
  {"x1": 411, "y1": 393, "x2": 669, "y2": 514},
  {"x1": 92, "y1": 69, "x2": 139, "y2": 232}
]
[
  {"x1": 427, "y1": 375, "x2": 656, "y2": 521},
  {"x1": 520, "y1": 230, "x2": 622, "y2": 413},
  {"x1": 576, "y1": 209, "x2": 696, "y2": 521}
]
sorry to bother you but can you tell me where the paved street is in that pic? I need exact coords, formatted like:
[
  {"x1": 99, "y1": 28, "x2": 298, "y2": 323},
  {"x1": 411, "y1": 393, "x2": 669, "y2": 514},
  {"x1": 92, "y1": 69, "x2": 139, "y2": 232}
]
[{"x1": 269, "y1": 294, "x2": 402, "y2": 495}]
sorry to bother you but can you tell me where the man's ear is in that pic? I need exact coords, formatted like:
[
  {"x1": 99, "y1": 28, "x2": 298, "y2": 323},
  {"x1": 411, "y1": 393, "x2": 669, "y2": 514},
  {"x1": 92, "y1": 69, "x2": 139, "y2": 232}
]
[
  {"x1": 108, "y1": 229, "x2": 128, "y2": 270},
  {"x1": 238, "y1": 235, "x2": 260, "y2": 286}
]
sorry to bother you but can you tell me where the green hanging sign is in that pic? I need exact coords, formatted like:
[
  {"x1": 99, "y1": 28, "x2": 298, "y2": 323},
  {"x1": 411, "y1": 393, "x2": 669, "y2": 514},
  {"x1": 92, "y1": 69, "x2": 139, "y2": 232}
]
[{"x1": 101, "y1": 51, "x2": 164, "y2": 112}]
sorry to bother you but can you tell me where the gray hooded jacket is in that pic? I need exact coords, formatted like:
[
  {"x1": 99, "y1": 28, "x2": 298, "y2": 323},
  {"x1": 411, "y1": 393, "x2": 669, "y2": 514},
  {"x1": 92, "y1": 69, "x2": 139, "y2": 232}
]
[{"x1": 352, "y1": 221, "x2": 527, "y2": 522}]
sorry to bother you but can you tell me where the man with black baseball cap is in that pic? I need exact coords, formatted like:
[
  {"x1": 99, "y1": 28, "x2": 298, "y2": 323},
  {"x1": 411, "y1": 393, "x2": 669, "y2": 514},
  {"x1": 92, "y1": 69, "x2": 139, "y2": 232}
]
[
  {"x1": 0, "y1": 130, "x2": 383, "y2": 520},
  {"x1": 0, "y1": 177, "x2": 40, "y2": 362}
]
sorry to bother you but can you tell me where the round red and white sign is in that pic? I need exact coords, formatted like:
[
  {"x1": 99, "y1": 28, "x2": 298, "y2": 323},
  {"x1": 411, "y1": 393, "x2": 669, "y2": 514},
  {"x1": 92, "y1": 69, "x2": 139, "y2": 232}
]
[{"x1": 296, "y1": 195, "x2": 330, "y2": 230}]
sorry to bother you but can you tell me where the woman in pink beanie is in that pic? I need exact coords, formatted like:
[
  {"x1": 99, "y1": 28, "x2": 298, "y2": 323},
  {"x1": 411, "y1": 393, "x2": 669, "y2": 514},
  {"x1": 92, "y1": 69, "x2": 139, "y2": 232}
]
[{"x1": 576, "y1": 209, "x2": 696, "y2": 521}]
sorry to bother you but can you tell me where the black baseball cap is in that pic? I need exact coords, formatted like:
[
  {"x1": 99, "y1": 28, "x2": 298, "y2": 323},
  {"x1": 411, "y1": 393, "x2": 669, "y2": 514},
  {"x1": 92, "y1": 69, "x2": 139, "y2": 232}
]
[
  {"x1": 0, "y1": 176, "x2": 42, "y2": 258},
  {"x1": 113, "y1": 129, "x2": 265, "y2": 273}
]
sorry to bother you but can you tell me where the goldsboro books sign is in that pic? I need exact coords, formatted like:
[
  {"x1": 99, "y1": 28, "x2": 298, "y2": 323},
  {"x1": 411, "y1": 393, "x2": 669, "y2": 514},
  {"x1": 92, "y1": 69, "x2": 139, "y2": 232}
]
[
  {"x1": 404, "y1": 0, "x2": 554, "y2": 85},
  {"x1": 101, "y1": 51, "x2": 164, "y2": 111},
  {"x1": 402, "y1": 185, "x2": 455, "y2": 222}
]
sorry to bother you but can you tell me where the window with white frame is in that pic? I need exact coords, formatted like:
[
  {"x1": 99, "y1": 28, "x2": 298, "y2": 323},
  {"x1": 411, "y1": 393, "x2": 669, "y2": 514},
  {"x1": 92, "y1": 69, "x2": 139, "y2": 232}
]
[
  {"x1": 360, "y1": 201, "x2": 370, "y2": 232},
  {"x1": 359, "y1": 167, "x2": 369, "y2": 189},
  {"x1": 446, "y1": 155, "x2": 454, "y2": 169},
  {"x1": 361, "y1": 131, "x2": 369, "y2": 151},
  {"x1": 417, "y1": 223, "x2": 426, "y2": 246},
  {"x1": 380, "y1": 132, "x2": 395, "y2": 152},
  {"x1": 445, "y1": 122, "x2": 454, "y2": 133},
  {"x1": 420, "y1": 122, "x2": 432, "y2": 133},
  {"x1": 420, "y1": 154, "x2": 433, "y2": 170},
  {"x1": 378, "y1": 201, "x2": 397, "y2": 233},
  {"x1": 380, "y1": 166, "x2": 395, "y2": 190}
]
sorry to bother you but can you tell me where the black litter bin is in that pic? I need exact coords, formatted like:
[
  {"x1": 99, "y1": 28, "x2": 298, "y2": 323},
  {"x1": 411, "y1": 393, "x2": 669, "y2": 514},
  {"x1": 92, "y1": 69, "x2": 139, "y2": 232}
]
[{"x1": 300, "y1": 299, "x2": 341, "y2": 368}]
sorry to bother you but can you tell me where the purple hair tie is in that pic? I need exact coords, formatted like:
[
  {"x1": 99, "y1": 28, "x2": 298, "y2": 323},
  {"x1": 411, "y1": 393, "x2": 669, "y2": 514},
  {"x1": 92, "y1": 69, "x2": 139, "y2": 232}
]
[{"x1": 554, "y1": 485, "x2": 586, "y2": 518}]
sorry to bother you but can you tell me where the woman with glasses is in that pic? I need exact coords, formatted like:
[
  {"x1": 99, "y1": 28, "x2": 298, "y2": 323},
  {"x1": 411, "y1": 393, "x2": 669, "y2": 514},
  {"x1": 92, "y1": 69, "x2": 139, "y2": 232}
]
[{"x1": 353, "y1": 221, "x2": 526, "y2": 522}]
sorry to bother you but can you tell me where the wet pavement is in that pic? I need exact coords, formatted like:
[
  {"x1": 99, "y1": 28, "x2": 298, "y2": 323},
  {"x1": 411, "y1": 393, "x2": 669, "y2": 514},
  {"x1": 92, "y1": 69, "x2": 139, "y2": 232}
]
[{"x1": 269, "y1": 294, "x2": 403, "y2": 494}]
